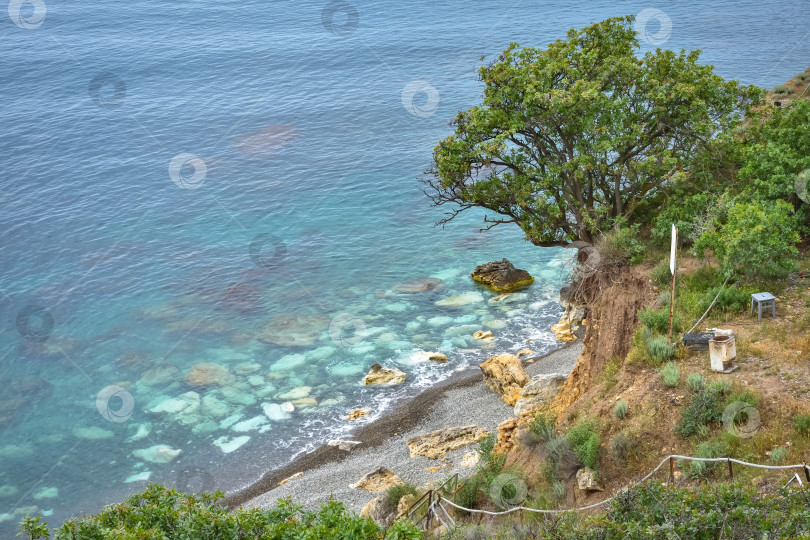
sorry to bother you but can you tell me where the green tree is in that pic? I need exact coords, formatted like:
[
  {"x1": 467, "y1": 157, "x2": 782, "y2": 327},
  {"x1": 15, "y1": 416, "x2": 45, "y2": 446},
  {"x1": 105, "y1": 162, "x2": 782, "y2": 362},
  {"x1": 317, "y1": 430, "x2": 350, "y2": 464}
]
[
  {"x1": 424, "y1": 16, "x2": 762, "y2": 245},
  {"x1": 694, "y1": 199, "x2": 799, "y2": 279}
]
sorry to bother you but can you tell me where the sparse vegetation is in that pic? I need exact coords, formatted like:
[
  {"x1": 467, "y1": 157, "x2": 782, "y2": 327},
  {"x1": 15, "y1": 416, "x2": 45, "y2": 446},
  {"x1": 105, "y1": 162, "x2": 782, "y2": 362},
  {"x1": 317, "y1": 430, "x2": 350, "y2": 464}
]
[
  {"x1": 686, "y1": 372, "x2": 704, "y2": 391},
  {"x1": 611, "y1": 432, "x2": 629, "y2": 462},
  {"x1": 566, "y1": 418, "x2": 601, "y2": 470},
  {"x1": 660, "y1": 361, "x2": 681, "y2": 387},
  {"x1": 772, "y1": 84, "x2": 791, "y2": 95},
  {"x1": 770, "y1": 446, "x2": 789, "y2": 464},
  {"x1": 793, "y1": 414, "x2": 810, "y2": 437},
  {"x1": 385, "y1": 483, "x2": 418, "y2": 512},
  {"x1": 638, "y1": 307, "x2": 682, "y2": 335},
  {"x1": 613, "y1": 398, "x2": 628, "y2": 419},
  {"x1": 677, "y1": 382, "x2": 730, "y2": 438}
]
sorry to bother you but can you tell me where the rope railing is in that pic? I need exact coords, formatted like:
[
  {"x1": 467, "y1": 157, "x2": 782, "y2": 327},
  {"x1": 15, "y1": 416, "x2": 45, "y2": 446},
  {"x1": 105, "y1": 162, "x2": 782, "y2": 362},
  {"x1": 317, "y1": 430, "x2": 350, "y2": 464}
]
[{"x1": 418, "y1": 455, "x2": 809, "y2": 520}]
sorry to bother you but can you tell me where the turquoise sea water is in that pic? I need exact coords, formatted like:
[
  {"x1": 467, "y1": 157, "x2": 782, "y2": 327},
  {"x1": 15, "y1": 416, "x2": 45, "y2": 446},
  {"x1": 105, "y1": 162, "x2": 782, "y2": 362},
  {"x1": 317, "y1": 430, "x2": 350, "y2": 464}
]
[{"x1": 1, "y1": 0, "x2": 808, "y2": 532}]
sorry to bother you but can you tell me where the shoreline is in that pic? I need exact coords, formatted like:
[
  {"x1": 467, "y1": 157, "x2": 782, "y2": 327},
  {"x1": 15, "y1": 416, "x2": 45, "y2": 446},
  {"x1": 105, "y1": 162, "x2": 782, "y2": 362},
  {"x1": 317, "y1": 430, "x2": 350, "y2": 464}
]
[{"x1": 225, "y1": 337, "x2": 584, "y2": 511}]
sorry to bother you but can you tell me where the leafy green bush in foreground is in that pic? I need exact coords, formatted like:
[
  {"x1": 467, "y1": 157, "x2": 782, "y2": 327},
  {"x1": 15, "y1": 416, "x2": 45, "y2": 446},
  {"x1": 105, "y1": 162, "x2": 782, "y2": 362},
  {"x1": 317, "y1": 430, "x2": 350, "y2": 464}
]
[{"x1": 18, "y1": 484, "x2": 422, "y2": 540}]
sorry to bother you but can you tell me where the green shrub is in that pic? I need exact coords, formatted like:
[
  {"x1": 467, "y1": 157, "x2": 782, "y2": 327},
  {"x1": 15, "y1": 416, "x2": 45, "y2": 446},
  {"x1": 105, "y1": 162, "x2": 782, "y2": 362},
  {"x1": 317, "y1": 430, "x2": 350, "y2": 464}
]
[
  {"x1": 613, "y1": 399, "x2": 628, "y2": 419},
  {"x1": 710, "y1": 378, "x2": 732, "y2": 395},
  {"x1": 772, "y1": 84, "x2": 791, "y2": 95},
  {"x1": 724, "y1": 389, "x2": 760, "y2": 408},
  {"x1": 455, "y1": 475, "x2": 482, "y2": 514},
  {"x1": 698, "y1": 286, "x2": 751, "y2": 314},
  {"x1": 566, "y1": 419, "x2": 601, "y2": 470},
  {"x1": 599, "y1": 224, "x2": 646, "y2": 266},
  {"x1": 477, "y1": 433, "x2": 497, "y2": 464},
  {"x1": 638, "y1": 307, "x2": 681, "y2": 335},
  {"x1": 694, "y1": 200, "x2": 799, "y2": 279},
  {"x1": 686, "y1": 372, "x2": 704, "y2": 392},
  {"x1": 770, "y1": 447, "x2": 789, "y2": 464},
  {"x1": 385, "y1": 483, "x2": 418, "y2": 511},
  {"x1": 797, "y1": 72, "x2": 810, "y2": 82},
  {"x1": 677, "y1": 383, "x2": 729, "y2": 437},
  {"x1": 651, "y1": 192, "x2": 715, "y2": 247},
  {"x1": 686, "y1": 439, "x2": 729, "y2": 478},
  {"x1": 793, "y1": 414, "x2": 810, "y2": 437},
  {"x1": 17, "y1": 484, "x2": 416, "y2": 540},
  {"x1": 650, "y1": 259, "x2": 672, "y2": 287},
  {"x1": 646, "y1": 335, "x2": 676, "y2": 364},
  {"x1": 660, "y1": 361, "x2": 680, "y2": 387},
  {"x1": 529, "y1": 412, "x2": 556, "y2": 442},
  {"x1": 611, "y1": 432, "x2": 629, "y2": 462}
]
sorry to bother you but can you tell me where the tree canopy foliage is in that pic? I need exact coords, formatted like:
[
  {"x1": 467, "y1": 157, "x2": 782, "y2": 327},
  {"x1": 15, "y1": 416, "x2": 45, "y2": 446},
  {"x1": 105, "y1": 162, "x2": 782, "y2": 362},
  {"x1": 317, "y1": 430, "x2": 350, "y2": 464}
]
[{"x1": 425, "y1": 16, "x2": 763, "y2": 246}]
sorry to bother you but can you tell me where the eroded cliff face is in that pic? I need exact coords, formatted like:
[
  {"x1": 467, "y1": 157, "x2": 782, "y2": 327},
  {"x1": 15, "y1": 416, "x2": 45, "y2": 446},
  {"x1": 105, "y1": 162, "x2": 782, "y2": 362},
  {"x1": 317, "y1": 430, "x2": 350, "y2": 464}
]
[{"x1": 552, "y1": 267, "x2": 655, "y2": 419}]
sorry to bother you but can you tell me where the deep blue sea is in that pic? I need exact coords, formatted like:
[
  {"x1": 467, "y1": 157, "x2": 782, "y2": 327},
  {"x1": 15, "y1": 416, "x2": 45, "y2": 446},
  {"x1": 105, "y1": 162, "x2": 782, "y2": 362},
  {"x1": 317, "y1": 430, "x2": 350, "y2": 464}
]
[{"x1": 1, "y1": 0, "x2": 808, "y2": 532}]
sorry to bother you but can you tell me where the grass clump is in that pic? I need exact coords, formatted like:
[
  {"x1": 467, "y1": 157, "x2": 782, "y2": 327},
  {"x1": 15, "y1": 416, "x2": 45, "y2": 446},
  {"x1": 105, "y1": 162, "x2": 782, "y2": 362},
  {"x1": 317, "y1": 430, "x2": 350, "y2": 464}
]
[
  {"x1": 528, "y1": 412, "x2": 556, "y2": 443},
  {"x1": 793, "y1": 414, "x2": 810, "y2": 437},
  {"x1": 698, "y1": 286, "x2": 752, "y2": 314},
  {"x1": 613, "y1": 399, "x2": 629, "y2": 420},
  {"x1": 650, "y1": 259, "x2": 672, "y2": 287},
  {"x1": 566, "y1": 418, "x2": 601, "y2": 470},
  {"x1": 660, "y1": 361, "x2": 680, "y2": 387},
  {"x1": 772, "y1": 84, "x2": 791, "y2": 95},
  {"x1": 796, "y1": 72, "x2": 810, "y2": 82},
  {"x1": 611, "y1": 432, "x2": 629, "y2": 462},
  {"x1": 686, "y1": 372, "x2": 704, "y2": 392},
  {"x1": 638, "y1": 307, "x2": 681, "y2": 335},
  {"x1": 676, "y1": 383, "x2": 730, "y2": 438},
  {"x1": 770, "y1": 447, "x2": 789, "y2": 464},
  {"x1": 686, "y1": 438, "x2": 729, "y2": 478},
  {"x1": 385, "y1": 483, "x2": 418, "y2": 512}
]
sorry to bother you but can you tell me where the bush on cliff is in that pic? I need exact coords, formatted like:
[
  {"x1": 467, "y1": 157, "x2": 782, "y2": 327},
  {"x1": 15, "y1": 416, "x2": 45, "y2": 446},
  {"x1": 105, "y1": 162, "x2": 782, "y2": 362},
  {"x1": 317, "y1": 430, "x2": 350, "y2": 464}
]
[{"x1": 18, "y1": 484, "x2": 422, "y2": 540}]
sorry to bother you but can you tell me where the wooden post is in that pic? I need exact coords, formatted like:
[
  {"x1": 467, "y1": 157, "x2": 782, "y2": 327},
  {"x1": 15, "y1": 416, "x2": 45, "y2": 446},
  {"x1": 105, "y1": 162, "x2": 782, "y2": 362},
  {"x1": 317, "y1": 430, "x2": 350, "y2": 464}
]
[
  {"x1": 668, "y1": 225, "x2": 678, "y2": 345},
  {"x1": 520, "y1": 507, "x2": 524, "y2": 526},
  {"x1": 727, "y1": 459, "x2": 734, "y2": 482},
  {"x1": 804, "y1": 463, "x2": 810, "y2": 484},
  {"x1": 669, "y1": 457, "x2": 674, "y2": 483}
]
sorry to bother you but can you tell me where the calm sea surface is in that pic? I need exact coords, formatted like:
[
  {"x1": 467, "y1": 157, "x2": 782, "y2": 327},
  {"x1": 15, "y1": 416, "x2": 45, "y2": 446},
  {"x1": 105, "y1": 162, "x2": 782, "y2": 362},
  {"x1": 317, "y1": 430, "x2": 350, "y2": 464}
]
[{"x1": 0, "y1": 0, "x2": 808, "y2": 532}]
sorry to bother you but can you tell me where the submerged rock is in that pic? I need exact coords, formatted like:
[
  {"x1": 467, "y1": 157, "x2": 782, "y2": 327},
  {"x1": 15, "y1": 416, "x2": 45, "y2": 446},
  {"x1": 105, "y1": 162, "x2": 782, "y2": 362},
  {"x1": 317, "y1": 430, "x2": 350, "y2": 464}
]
[
  {"x1": 362, "y1": 364, "x2": 406, "y2": 386},
  {"x1": 349, "y1": 467, "x2": 403, "y2": 492},
  {"x1": 73, "y1": 426, "x2": 114, "y2": 440},
  {"x1": 471, "y1": 259, "x2": 534, "y2": 293},
  {"x1": 262, "y1": 402, "x2": 292, "y2": 421},
  {"x1": 479, "y1": 354, "x2": 530, "y2": 406},
  {"x1": 513, "y1": 373, "x2": 567, "y2": 416},
  {"x1": 408, "y1": 350, "x2": 448, "y2": 364},
  {"x1": 259, "y1": 313, "x2": 331, "y2": 347},
  {"x1": 213, "y1": 435, "x2": 250, "y2": 454},
  {"x1": 473, "y1": 330, "x2": 494, "y2": 340},
  {"x1": 278, "y1": 386, "x2": 311, "y2": 400},
  {"x1": 435, "y1": 291, "x2": 484, "y2": 307},
  {"x1": 133, "y1": 444, "x2": 181, "y2": 464},
  {"x1": 392, "y1": 277, "x2": 444, "y2": 294},
  {"x1": 138, "y1": 364, "x2": 180, "y2": 387},
  {"x1": 185, "y1": 363, "x2": 234, "y2": 387},
  {"x1": 405, "y1": 425, "x2": 488, "y2": 459}
]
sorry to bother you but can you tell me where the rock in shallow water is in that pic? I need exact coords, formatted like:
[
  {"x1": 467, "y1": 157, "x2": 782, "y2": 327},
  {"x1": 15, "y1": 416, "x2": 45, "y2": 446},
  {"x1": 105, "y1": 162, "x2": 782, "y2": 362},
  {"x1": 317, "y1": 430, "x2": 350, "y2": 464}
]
[
  {"x1": 362, "y1": 364, "x2": 406, "y2": 386},
  {"x1": 435, "y1": 291, "x2": 485, "y2": 307},
  {"x1": 392, "y1": 277, "x2": 444, "y2": 293},
  {"x1": 471, "y1": 258, "x2": 534, "y2": 293},
  {"x1": 185, "y1": 363, "x2": 234, "y2": 387},
  {"x1": 132, "y1": 444, "x2": 181, "y2": 464},
  {"x1": 259, "y1": 313, "x2": 331, "y2": 347},
  {"x1": 213, "y1": 435, "x2": 250, "y2": 454}
]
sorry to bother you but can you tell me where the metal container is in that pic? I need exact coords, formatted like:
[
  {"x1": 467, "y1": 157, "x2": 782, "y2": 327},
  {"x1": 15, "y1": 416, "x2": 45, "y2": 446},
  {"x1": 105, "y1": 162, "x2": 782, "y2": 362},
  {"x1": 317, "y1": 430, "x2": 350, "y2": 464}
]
[{"x1": 709, "y1": 335, "x2": 736, "y2": 372}]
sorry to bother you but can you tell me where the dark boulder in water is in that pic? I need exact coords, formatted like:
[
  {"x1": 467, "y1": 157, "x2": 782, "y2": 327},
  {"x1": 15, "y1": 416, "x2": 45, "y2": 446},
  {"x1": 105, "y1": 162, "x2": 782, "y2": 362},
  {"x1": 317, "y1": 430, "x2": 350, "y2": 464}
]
[{"x1": 471, "y1": 258, "x2": 534, "y2": 293}]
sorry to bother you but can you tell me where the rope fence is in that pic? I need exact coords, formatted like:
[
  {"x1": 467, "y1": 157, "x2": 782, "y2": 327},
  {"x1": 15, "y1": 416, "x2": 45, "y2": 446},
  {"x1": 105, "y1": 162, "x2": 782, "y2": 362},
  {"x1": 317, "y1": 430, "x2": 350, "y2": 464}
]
[{"x1": 410, "y1": 455, "x2": 810, "y2": 524}]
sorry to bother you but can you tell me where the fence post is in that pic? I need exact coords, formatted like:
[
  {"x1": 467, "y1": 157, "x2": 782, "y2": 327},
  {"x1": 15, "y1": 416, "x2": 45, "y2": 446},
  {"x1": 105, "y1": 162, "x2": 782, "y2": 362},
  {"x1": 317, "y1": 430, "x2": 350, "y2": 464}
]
[
  {"x1": 669, "y1": 457, "x2": 674, "y2": 483},
  {"x1": 520, "y1": 507, "x2": 524, "y2": 526},
  {"x1": 727, "y1": 459, "x2": 733, "y2": 482},
  {"x1": 804, "y1": 463, "x2": 810, "y2": 484},
  {"x1": 425, "y1": 491, "x2": 433, "y2": 530}
]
